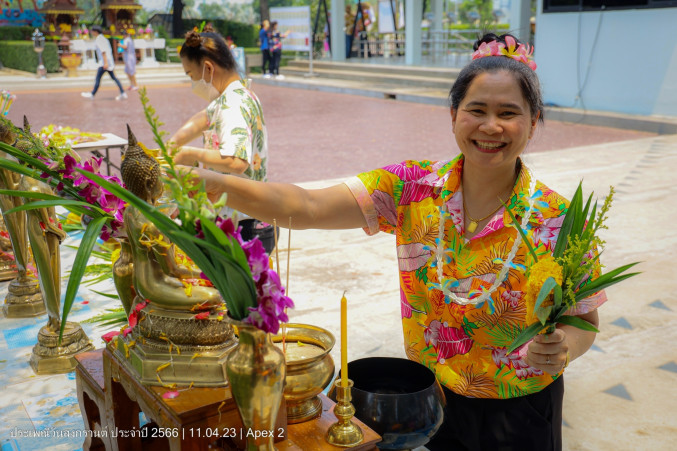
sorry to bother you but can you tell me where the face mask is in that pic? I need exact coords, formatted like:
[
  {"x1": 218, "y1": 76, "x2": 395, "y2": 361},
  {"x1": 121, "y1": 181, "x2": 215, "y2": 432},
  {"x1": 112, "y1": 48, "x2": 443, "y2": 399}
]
[{"x1": 191, "y1": 64, "x2": 220, "y2": 102}]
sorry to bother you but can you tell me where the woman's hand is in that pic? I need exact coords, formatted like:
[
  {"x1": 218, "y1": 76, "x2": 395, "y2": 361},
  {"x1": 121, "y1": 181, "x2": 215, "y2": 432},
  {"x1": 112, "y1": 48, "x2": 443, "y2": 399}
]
[
  {"x1": 526, "y1": 329, "x2": 570, "y2": 374},
  {"x1": 176, "y1": 165, "x2": 228, "y2": 202}
]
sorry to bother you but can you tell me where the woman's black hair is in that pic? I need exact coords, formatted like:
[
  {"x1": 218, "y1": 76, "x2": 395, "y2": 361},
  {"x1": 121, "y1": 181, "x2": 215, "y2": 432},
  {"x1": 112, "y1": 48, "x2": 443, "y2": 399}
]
[
  {"x1": 449, "y1": 33, "x2": 544, "y2": 122},
  {"x1": 179, "y1": 29, "x2": 237, "y2": 72}
]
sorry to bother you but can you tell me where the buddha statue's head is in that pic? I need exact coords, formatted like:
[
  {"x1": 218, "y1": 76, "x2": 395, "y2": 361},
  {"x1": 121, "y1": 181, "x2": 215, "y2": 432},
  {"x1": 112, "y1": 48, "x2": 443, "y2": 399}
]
[
  {"x1": 121, "y1": 125, "x2": 163, "y2": 204},
  {"x1": 0, "y1": 119, "x2": 16, "y2": 145},
  {"x1": 23, "y1": 116, "x2": 31, "y2": 134},
  {"x1": 0, "y1": 117, "x2": 33, "y2": 155}
]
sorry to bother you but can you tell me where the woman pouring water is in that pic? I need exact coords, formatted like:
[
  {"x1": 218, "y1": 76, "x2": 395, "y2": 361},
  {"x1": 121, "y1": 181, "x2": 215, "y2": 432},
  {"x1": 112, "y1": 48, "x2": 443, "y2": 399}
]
[{"x1": 169, "y1": 25, "x2": 270, "y2": 246}]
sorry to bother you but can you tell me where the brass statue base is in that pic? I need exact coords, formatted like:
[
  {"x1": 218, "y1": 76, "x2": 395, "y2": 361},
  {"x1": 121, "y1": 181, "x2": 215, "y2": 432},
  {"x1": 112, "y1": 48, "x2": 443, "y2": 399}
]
[
  {"x1": 30, "y1": 321, "x2": 94, "y2": 374},
  {"x1": 111, "y1": 307, "x2": 238, "y2": 387},
  {"x1": 326, "y1": 379, "x2": 364, "y2": 447},
  {"x1": 3, "y1": 276, "x2": 45, "y2": 317}
]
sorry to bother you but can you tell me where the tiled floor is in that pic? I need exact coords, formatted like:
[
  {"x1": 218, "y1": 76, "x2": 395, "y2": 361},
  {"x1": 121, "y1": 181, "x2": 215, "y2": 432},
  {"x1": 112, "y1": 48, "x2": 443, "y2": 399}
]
[{"x1": 0, "y1": 232, "x2": 115, "y2": 451}]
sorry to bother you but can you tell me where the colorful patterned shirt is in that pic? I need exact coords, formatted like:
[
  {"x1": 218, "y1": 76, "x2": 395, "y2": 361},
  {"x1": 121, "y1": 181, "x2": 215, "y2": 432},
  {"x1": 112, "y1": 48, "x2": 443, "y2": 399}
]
[
  {"x1": 205, "y1": 79, "x2": 268, "y2": 182},
  {"x1": 345, "y1": 155, "x2": 607, "y2": 399}
]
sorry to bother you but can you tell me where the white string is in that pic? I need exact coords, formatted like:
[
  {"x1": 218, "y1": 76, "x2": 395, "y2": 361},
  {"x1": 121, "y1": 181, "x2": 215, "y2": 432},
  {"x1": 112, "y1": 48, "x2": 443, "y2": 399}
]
[{"x1": 435, "y1": 169, "x2": 537, "y2": 306}]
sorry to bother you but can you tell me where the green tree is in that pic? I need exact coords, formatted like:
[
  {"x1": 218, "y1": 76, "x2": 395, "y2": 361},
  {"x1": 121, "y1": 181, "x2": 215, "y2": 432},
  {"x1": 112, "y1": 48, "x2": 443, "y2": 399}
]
[
  {"x1": 459, "y1": 0, "x2": 494, "y2": 28},
  {"x1": 198, "y1": 2, "x2": 227, "y2": 19}
]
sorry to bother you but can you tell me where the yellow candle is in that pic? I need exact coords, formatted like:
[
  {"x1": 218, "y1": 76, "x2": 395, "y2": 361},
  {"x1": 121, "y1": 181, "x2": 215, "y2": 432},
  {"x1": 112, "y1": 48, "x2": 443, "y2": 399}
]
[{"x1": 341, "y1": 292, "x2": 348, "y2": 387}]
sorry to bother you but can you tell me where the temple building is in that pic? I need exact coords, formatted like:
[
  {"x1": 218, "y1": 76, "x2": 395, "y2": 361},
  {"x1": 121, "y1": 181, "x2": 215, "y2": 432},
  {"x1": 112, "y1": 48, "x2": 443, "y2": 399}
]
[
  {"x1": 38, "y1": 0, "x2": 84, "y2": 37},
  {"x1": 100, "y1": 0, "x2": 141, "y2": 31}
]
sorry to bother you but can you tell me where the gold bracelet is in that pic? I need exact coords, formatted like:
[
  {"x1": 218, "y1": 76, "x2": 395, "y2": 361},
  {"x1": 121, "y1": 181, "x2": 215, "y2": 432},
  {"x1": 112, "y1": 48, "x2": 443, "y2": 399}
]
[{"x1": 563, "y1": 351, "x2": 571, "y2": 369}]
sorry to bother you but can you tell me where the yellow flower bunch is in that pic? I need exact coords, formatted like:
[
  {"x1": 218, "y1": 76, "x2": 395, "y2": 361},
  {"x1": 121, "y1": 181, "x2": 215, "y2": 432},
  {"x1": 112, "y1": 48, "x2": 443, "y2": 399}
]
[
  {"x1": 506, "y1": 183, "x2": 639, "y2": 353},
  {"x1": 524, "y1": 256, "x2": 563, "y2": 325}
]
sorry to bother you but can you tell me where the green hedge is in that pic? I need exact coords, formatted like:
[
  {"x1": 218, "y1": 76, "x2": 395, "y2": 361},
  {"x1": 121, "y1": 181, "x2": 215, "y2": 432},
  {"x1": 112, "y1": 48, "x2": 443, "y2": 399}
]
[
  {"x1": 0, "y1": 41, "x2": 60, "y2": 73},
  {"x1": 181, "y1": 19, "x2": 258, "y2": 48},
  {"x1": 0, "y1": 26, "x2": 35, "y2": 41},
  {"x1": 157, "y1": 38, "x2": 184, "y2": 63}
]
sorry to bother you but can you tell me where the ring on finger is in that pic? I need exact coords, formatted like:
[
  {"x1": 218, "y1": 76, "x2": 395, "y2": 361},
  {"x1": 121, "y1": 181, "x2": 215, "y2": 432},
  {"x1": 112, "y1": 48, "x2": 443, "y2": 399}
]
[{"x1": 546, "y1": 355, "x2": 550, "y2": 365}]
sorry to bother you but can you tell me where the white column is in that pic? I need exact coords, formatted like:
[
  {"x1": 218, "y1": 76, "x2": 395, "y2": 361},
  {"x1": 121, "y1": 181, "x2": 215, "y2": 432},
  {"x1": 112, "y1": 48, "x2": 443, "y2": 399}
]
[
  {"x1": 432, "y1": 0, "x2": 444, "y2": 58},
  {"x1": 331, "y1": 0, "x2": 346, "y2": 62},
  {"x1": 509, "y1": 0, "x2": 532, "y2": 43},
  {"x1": 433, "y1": 0, "x2": 444, "y2": 32},
  {"x1": 405, "y1": 0, "x2": 423, "y2": 65}
]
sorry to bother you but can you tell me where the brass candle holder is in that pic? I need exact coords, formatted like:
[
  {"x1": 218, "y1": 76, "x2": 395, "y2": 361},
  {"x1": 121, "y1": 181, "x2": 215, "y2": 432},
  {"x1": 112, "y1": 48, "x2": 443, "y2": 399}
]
[{"x1": 326, "y1": 379, "x2": 363, "y2": 447}]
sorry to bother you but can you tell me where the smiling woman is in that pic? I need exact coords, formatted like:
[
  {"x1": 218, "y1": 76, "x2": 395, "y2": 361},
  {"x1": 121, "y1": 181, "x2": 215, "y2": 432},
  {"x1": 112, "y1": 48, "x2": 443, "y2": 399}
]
[{"x1": 179, "y1": 32, "x2": 608, "y2": 451}]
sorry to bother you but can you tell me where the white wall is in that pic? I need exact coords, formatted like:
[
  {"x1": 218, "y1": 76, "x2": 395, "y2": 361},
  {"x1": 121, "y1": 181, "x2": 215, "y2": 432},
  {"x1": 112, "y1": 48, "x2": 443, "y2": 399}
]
[{"x1": 535, "y1": 7, "x2": 677, "y2": 116}]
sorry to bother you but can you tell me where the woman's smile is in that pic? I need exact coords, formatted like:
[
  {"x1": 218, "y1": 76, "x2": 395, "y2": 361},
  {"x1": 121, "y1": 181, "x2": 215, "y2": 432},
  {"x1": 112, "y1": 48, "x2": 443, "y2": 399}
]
[{"x1": 473, "y1": 139, "x2": 507, "y2": 153}]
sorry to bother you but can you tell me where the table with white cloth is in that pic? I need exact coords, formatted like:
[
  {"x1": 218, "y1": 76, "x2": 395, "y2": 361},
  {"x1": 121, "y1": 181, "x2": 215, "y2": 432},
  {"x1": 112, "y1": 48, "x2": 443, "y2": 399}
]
[{"x1": 72, "y1": 133, "x2": 127, "y2": 175}]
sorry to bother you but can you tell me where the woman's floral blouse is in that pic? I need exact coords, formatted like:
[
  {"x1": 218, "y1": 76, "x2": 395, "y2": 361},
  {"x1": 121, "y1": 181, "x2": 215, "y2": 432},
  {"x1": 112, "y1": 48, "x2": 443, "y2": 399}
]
[
  {"x1": 345, "y1": 155, "x2": 607, "y2": 399},
  {"x1": 206, "y1": 79, "x2": 268, "y2": 182}
]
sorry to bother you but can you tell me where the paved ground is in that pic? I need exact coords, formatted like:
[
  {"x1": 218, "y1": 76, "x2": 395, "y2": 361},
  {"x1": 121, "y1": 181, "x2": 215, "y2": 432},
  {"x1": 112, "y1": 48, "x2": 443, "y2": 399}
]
[
  {"x1": 3, "y1": 72, "x2": 656, "y2": 183},
  {"x1": 0, "y1": 67, "x2": 675, "y2": 451}
]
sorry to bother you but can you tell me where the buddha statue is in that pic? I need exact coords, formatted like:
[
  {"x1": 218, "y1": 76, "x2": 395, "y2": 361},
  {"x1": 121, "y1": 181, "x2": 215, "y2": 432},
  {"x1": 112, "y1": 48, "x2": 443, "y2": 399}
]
[
  {"x1": 0, "y1": 118, "x2": 44, "y2": 317},
  {"x1": 113, "y1": 126, "x2": 236, "y2": 387},
  {"x1": 120, "y1": 126, "x2": 222, "y2": 312}
]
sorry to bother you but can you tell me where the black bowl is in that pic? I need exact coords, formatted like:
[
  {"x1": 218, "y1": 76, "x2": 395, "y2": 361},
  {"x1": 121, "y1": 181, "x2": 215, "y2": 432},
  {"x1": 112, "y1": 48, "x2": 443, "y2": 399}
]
[{"x1": 332, "y1": 357, "x2": 445, "y2": 450}]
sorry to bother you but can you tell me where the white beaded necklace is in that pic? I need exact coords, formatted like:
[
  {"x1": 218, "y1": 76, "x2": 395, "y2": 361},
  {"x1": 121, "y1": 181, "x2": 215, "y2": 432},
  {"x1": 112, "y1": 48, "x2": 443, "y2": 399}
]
[{"x1": 434, "y1": 168, "x2": 537, "y2": 306}]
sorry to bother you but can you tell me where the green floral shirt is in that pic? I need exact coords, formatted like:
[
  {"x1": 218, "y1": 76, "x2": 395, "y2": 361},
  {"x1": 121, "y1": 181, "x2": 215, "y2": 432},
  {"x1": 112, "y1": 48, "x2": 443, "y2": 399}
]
[{"x1": 205, "y1": 79, "x2": 267, "y2": 182}]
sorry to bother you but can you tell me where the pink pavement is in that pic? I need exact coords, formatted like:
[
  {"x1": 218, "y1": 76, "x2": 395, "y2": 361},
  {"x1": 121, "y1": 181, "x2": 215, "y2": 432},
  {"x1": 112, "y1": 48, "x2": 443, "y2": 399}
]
[{"x1": 6, "y1": 83, "x2": 655, "y2": 183}]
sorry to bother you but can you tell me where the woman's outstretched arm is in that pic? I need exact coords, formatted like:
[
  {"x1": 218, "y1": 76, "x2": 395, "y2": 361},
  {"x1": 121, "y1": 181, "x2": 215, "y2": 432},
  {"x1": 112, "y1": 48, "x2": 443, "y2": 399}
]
[{"x1": 184, "y1": 166, "x2": 368, "y2": 230}]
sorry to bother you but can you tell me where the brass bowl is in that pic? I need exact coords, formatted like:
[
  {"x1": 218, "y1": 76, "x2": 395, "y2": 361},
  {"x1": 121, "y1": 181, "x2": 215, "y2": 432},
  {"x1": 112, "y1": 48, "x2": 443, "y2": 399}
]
[
  {"x1": 273, "y1": 323, "x2": 335, "y2": 424},
  {"x1": 60, "y1": 53, "x2": 82, "y2": 77}
]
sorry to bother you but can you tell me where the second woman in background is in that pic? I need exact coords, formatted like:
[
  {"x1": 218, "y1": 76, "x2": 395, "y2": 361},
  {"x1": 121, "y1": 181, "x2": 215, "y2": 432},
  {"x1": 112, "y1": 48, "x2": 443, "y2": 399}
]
[
  {"x1": 269, "y1": 21, "x2": 290, "y2": 80},
  {"x1": 169, "y1": 26, "x2": 271, "y2": 248}
]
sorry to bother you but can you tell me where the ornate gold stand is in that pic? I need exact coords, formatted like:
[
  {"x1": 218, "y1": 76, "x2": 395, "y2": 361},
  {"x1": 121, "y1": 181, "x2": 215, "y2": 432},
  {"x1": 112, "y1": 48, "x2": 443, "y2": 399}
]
[
  {"x1": 3, "y1": 276, "x2": 45, "y2": 317},
  {"x1": 111, "y1": 306, "x2": 238, "y2": 387},
  {"x1": 326, "y1": 379, "x2": 364, "y2": 447},
  {"x1": 30, "y1": 321, "x2": 94, "y2": 374}
]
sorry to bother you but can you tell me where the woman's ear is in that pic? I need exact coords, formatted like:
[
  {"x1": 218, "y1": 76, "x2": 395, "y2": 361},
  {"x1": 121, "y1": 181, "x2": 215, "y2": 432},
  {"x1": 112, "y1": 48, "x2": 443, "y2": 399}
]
[
  {"x1": 528, "y1": 111, "x2": 540, "y2": 139},
  {"x1": 450, "y1": 108, "x2": 457, "y2": 133}
]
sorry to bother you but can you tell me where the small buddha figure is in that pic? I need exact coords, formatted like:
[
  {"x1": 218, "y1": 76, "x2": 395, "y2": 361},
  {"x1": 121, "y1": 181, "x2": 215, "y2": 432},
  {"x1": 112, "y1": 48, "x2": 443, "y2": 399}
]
[
  {"x1": 120, "y1": 126, "x2": 222, "y2": 312},
  {"x1": 0, "y1": 118, "x2": 44, "y2": 316}
]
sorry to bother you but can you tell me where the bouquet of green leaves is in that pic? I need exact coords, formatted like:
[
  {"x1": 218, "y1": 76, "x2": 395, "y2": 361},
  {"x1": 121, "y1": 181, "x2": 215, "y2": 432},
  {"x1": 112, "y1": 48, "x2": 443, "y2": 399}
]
[{"x1": 505, "y1": 183, "x2": 639, "y2": 353}]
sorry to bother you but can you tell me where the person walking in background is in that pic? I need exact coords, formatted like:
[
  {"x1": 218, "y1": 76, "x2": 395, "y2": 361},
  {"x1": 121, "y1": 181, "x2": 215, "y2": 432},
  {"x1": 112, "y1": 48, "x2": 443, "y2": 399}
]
[
  {"x1": 269, "y1": 21, "x2": 289, "y2": 80},
  {"x1": 259, "y1": 20, "x2": 272, "y2": 78},
  {"x1": 322, "y1": 12, "x2": 331, "y2": 58},
  {"x1": 344, "y1": 5, "x2": 355, "y2": 58},
  {"x1": 81, "y1": 25, "x2": 127, "y2": 100},
  {"x1": 119, "y1": 28, "x2": 138, "y2": 91}
]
